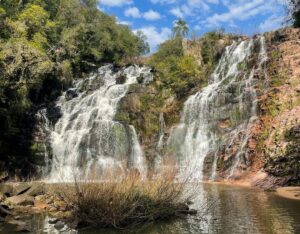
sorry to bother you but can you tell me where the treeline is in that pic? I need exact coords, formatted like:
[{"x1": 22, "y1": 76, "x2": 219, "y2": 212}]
[{"x1": 0, "y1": 0, "x2": 148, "y2": 174}]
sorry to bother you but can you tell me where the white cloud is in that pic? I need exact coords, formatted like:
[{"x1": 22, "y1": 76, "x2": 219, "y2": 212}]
[
  {"x1": 150, "y1": 0, "x2": 177, "y2": 4},
  {"x1": 259, "y1": 14, "x2": 284, "y2": 32},
  {"x1": 205, "y1": 0, "x2": 277, "y2": 27},
  {"x1": 143, "y1": 10, "x2": 161, "y2": 20},
  {"x1": 99, "y1": 0, "x2": 132, "y2": 7},
  {"x1": 170, "y1": 7, "x2": 184, "y2": 18},
  {"x1": 134, "y1": 27, "x2": 171, "y2": 52},
  {"x1": 125, "y1": 7, "x2": 141, "y2": 18}
]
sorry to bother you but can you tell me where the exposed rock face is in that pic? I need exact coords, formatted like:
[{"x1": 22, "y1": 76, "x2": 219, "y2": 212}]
[
  {"x1": 248, "y1": 28, "x2": 300, "y2": 186},
  {"x1": 182, "y1": 39, "x2": 204, "y2": 66}
]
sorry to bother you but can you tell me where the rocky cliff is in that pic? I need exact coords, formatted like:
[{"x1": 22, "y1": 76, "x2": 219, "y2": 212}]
[{"x1": 115, "y1": 28, "x2": 300, "y2": 186}]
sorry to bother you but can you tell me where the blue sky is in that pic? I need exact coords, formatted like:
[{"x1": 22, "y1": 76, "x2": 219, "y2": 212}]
[{"x1": 98, "y1": 0, "x2": 287, "y2": 52}]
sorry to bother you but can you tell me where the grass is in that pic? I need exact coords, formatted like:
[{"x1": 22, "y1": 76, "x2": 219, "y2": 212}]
[{"x1": 52, "y1": 170, "x2": 196, "y2": 229}]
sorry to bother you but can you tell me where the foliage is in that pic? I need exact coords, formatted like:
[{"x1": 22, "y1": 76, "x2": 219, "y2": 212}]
[
  {"x1": 53, "y1": 171, "x2": 195, "y2": 229},
  {"x1": 173, "y1": 19, "x2": 189, "y2": 38},
  {"x1": 287, "y1": 0, "x2": 300, "y2": 27},
  {"x1": 149, "y1": 38, "x2": 200, "y2": 98},
  {"x1": 0, "y1": 0, "x2": 148, "y2": 174}
]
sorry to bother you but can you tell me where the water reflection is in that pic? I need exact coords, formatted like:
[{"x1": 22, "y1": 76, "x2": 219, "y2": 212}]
[{"x1": 1, "y1": 184, "x2": 299, "y2": 234}]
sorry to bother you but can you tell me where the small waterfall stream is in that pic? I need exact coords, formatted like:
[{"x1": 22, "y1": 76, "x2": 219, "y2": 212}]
[
  {"x1": 46, "y1": 65, "x2": 152, "y2": 182},
  {"x1": 167, "y1": 37, "x2": 268, "y2": 181}
]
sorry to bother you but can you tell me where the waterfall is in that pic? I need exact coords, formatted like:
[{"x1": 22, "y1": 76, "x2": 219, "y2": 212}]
[
  {"x1": 46, "y1": 65, "x2": 152, "y2": 182},
  {"x1": 167, "y1": 37, "x2": 268, "y2": 181}
]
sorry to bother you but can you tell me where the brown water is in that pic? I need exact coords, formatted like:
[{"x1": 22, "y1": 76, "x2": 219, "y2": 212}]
[{"x1": 1, "y1": 184, "x2": 300, "y2": 234}]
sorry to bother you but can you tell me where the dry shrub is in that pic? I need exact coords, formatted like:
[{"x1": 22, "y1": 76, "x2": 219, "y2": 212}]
[{"x1": 53, "y1": 169, "x2": 196, "y2": 229}]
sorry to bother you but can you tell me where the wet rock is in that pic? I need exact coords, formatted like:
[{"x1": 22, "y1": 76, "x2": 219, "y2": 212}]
[
  {"x1": 48, "y1": 218, "x2": 59, "y2": 224},
  {"x1": 137, "y1": 72, "x2": 153, "y2": 85},
  {"x1": 6, "y1": 194, "x2": 34, "y2": 206},
  {"x1": 116, "y1": 75, "x2": 127, "y2": 84},
  {"x1": 65, "y1": 88, "x2": 78, "y2": 100},
  {"x1": 54, "y1": 220, "x2": 65, "y2": 230},
  {"x1": 47, "y1": 105, "x2": 62, "y2": 124}
]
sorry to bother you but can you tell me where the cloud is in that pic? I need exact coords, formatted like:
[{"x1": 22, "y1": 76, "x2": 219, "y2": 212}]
[
  {"x1": 143, "y1": 10, "x2": 161, "y2": 20},
  {"x1": 150, "y1": 0, "x2": 177, "y2": 4},
  {"x1": 125, "y1": 7, "x2": 141, "y2": 18},
  {"x1": 259, "y1": 14, "x2": 284, "y2": 32},
  {"x1": 99, "y1": 0, "x2": 132, "y2": 7},
  {"x1": 134, "y1": 27, "x2": 171, "y2": 52},
  {"x1": 170, "y1": 7, "x2": 184, "y2": 18},
  {"x1": 205, "y1": 0, "x2": 278, "y2": 27}
]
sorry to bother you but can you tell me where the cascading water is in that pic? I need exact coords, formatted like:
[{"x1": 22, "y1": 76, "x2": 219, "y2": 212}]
[
  {"x1": 46, "y1": 65, "x2": 152, "y2": 182},
  {"x1": 167, "y1": 37, "x2": 267, "y2": 181}
]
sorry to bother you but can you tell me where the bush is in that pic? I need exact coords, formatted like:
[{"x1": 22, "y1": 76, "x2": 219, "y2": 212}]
[
  {"x1": 149, "y1": 38, "x2": 200, "y2": 98},
  {"x1": 53, "y1": 171, "x2": 196, "y2": 229}
]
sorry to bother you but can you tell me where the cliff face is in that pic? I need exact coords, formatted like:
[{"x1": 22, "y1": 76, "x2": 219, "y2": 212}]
[
  {"x1": 115, "y1": 28, "x2": 300, "y2": 186},
  {"x1": 249, "y1": 28, "x2": 300, "y2": 186}
]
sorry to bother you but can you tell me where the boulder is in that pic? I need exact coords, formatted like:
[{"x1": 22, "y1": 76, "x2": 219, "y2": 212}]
[
  {"x1": 54, "y1": 220, "x2": 65, "y2": 230},
  {"x1": 8, "y1": 220, "x2": 31, "y2": 232},
  {"x1": 65, "y1": 88, "x2": 78, "y2": 100},
  {"x1": 13, "y1": 183, "x2": 31, "y2": 196},
  {"x1": 116, "y1": 75, "x2": 127, "y2": 84},
  {"x1": 25, "y1": 182, "x2": 45, "y2": 196},
  {"x1": 6, "y1": 194, "x2": 34, "y2": 206}
]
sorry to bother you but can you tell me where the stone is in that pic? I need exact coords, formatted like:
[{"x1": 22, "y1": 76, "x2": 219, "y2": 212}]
[
  {"x1": 116, "y1": 75, "x2": 127, "y2": 84},
  {"x1": 6, "y1": 194, "x2": 34, "y2": 206},
  {"x1": 13, "y1": 183, "x2": 31, "y2": 196},
  {"x1": 65, "y1": 88, "x2": 78, "y2": 100},
  {"x1": 0, "y1": 183, "x2": 13, "y2": 196},
  {"x1": 54, "y1": 221, "x2": 64, "y2": 230},
  {"x1": 8, "y1": 220, "x2": 31, "y2": 232},
  {"x1": 48, "y1": 218, "x2": 59, "y2": 224},
  {"x1": 25, "y1": 182, "x2": 45, "y2": 196}
]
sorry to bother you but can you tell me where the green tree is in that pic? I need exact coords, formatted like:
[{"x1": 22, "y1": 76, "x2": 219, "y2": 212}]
[
  {"x1": 135, "y1": 30, "x2": 150, "y2": 55},
  {"x1": 288, "y1": 0, "x2": 300, "y2": 27},
  {"x1": 173, "y1": 19, "x2": 189, "y2": 38}
]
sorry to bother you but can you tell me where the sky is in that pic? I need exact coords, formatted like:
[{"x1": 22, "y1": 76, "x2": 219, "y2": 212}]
[{"x1": 98, "y1": 0, "x2": 287, "y2": 52}]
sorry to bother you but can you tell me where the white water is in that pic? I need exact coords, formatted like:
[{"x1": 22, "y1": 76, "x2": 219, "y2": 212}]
[
  {"x1": 47, "y1": 65, "x2": 152, "y2": 182},
  {"x1": 167, "y1": 37, "x2": 268, "y2": 181}
]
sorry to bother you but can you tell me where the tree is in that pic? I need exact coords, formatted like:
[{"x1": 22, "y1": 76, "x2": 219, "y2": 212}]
[
  {"x1": 173, "y1": 19, "x2": 189, "y2": 38},
  {"x1": 287, "y1": 0, "x2": 300, "y2": 27},
  {"x1": 135, "y1": 30, "x2": 150, "y2": 55}
]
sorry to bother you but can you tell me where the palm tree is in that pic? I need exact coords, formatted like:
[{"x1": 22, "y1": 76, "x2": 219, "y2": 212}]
[{"x1": 173, "y1": 19, "x2": 189, "y2": 38}]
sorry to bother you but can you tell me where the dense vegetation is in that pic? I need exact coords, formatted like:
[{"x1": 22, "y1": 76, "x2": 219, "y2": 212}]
[
  {"x1": 0, "y1": 0, "x2": 148, "y2": 175},
  {"x1": 148, "y1": 28, "x2": 233, "y2": 98},
  {"x1": 288, "y1": 0, "x2": 300, "y2": 27}
]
